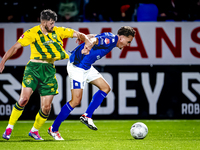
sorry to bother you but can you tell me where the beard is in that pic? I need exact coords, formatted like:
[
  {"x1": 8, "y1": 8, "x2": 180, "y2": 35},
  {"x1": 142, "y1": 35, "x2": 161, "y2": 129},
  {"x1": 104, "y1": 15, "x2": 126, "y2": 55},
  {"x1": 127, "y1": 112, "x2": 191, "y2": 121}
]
[{"x1": 45, "y1": 25, "x2": 53, "y2": 33}]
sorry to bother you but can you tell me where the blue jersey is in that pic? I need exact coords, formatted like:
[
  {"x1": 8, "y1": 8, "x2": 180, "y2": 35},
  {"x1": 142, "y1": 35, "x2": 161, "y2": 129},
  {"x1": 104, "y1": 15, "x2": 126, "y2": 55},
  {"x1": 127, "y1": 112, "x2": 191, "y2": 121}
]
[{"x1": 69, "y1": 32, "x2": 118, "y2": 70}]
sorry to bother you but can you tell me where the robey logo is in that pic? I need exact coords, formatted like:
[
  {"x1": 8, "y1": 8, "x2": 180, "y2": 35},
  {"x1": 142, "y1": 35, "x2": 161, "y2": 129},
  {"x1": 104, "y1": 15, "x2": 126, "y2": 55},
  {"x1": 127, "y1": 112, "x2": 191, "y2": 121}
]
[
  {"x1": 182, "y1": 72, "x2": 200, "y2": 115},
  {"x1": 182, "y1": 72, "x2": 200, "y2": 102}
]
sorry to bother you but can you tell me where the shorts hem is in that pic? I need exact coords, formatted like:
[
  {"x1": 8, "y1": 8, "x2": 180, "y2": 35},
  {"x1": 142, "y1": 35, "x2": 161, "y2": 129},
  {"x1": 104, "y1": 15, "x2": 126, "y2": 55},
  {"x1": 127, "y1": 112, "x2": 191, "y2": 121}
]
[{"x1": 40, "y1": 92, "x2": 59, "y2": 96}]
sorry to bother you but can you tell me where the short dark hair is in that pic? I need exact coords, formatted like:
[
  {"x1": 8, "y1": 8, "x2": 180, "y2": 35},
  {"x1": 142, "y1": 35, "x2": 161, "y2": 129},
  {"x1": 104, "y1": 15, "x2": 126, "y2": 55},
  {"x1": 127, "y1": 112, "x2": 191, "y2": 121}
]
[
  {"x1": 117, "y1": 26, "x2": 136, "y2": 37},
  {"x1": 40, "y1": 9, "x2": 57, "y2": 21}
]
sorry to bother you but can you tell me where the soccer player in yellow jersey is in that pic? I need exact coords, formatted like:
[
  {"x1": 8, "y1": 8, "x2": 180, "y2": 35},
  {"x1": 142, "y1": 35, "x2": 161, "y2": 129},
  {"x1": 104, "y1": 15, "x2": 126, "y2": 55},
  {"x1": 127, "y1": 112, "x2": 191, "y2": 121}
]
[{"x1": 0, "y1": 9, "x2": 93, "y2": 140}]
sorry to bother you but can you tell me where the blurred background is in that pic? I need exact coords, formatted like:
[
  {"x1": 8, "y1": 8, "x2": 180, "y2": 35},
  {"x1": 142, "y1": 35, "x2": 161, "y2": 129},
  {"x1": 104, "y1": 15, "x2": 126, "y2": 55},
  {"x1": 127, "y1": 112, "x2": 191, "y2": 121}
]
[{"x1": 1, "y1": 0, "x2": 200, "y2": 22}]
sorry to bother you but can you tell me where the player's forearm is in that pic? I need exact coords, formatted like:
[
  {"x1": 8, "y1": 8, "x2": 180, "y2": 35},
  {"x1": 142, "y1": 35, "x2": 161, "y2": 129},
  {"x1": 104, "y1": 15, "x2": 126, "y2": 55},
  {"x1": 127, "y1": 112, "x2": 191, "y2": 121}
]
[
  {"x1": 87, "y1": 34, "x2": 97, "y2": 39},
  {"x1": 73, "y1": 31, "x2": 88, "y2": 42},
  {"x1": 77, "y1": 32, "x2": 91, "y2": 44},
  {"x1": 90, "y1": 38, "x2": 98, "y2": 45},
  {"x1": 1, "y1": 48, "x2": 15, "y2": 64},
  {"x1": 1, "y1": 43, "x2": 20, "y2": 64}
]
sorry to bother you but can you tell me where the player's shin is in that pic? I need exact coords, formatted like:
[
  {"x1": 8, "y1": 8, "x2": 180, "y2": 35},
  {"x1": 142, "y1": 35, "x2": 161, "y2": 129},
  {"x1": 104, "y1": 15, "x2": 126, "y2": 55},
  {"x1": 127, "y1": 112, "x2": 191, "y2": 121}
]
[
  {"x1": 32, "y1": 109, "x2": 48, "y2": 131},
  {"x1": 51, "y1": 102, "x2": 74, "y2": 132},
  {"x1": 8, "y1": 102, "x2": 24, "y2": 128},
  {"x1": 85, "y1": 90, "x2": 107, "y2": 118}
]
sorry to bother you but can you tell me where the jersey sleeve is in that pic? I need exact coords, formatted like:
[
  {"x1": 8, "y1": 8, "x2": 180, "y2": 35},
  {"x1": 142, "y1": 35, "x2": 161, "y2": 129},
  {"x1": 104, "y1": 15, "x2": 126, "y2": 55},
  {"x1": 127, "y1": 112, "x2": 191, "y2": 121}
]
[
  {"x1": 17, "y1": 29, "x2": 35, "y2": 47},
  {"x1": 56, "y1": 27, "x2": 74, "y2": 39},
  {"x1": 96, "y1": 33, "x2": 116, "y2": 48}
]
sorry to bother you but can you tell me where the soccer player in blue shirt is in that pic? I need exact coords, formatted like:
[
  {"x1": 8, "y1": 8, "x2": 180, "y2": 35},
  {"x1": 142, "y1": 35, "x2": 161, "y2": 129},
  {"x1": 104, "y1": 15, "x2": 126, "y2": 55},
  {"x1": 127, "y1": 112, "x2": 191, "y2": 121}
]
[{"x1": 48, "y1": 26, "x2": 136, "y2": 140}]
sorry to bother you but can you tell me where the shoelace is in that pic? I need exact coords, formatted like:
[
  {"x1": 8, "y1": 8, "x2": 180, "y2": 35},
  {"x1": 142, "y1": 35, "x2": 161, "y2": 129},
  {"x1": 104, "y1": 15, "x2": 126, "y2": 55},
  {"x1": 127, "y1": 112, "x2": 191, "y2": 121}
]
[
  {"x1": 33, "y1": 131, "x2": 42, "y2": 138},
  {"x1": 55, "y1": 132, "x2": 62, "y2": 138}
]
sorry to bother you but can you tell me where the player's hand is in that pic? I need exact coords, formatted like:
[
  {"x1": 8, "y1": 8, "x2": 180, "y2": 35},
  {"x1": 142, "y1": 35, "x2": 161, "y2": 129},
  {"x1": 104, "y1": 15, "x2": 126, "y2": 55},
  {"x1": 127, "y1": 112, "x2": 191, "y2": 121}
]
[
  {"x1": 81, "y1": 47, "x2": 90, "y2": 55},
  {"x1": 0, "y1": 62, "x2": 5, "y2": 73},
  {"x1": 81, "y1": 40, "x2": 93, "y2": 55},
  {"x1": 76, "y1": 38, "x2": 82, "y2": 45}
]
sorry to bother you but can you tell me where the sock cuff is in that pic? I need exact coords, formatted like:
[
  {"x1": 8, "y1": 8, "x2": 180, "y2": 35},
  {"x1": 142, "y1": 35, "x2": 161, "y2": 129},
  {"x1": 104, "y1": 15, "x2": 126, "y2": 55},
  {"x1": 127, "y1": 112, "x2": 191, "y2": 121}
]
[
  {"x1": 39, "y1": 109, "x2": 48, "y2": 119},
  {"x1": 99, "y1": 90, "x2": 107, "y2": 98},
  {"x1": 14, "y1": 102, "x2": 24, "y2": 111},
  {"x1": 66, "y1": 102, "x2": 74, "y2": 111}
]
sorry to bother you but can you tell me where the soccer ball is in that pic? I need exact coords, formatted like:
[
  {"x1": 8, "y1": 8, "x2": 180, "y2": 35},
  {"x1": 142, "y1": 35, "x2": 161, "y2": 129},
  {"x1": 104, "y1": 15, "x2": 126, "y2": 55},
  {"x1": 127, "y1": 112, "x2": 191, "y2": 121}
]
[{"x1": 130, "y1": 122, "x2": 148, "y2": 139}]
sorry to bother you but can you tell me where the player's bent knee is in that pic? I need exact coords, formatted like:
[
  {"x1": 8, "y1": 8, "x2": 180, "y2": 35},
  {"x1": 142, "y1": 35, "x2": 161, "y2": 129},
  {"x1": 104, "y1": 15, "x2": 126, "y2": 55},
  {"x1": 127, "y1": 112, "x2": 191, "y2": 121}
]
[
  {"x1": 69, "y1": 99, "x2": 81, "y2": 108},
  {"x1": 74, "y1": 101, "x2": 81, "y2": 107},
  {"x1": 18, "y1": 97, "x2": 29, "y2": 107},
  {"x1": 42, "y1": 105, "x2": 52, "y2": 115},
  {"x1": 101, "y1": 85, "x2": 111, "y2": 94},
  {"x1": 107, "y1": 86, "x2": 111, "y2": 93}
]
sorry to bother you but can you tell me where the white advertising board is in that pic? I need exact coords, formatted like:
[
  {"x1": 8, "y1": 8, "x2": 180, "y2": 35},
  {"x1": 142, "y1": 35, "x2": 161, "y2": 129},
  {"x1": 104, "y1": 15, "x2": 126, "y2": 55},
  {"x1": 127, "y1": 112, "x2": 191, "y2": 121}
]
[{"x1": 0, "y1": 22, "x2": 200, "y2": 66}]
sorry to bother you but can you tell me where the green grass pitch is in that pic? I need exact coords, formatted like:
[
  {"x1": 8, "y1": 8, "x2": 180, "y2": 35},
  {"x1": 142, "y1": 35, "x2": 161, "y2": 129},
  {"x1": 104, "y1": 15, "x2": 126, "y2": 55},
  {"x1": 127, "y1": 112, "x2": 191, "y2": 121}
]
[{"x1": 0, "y1": 120, "x2": 200, "y2": 150}]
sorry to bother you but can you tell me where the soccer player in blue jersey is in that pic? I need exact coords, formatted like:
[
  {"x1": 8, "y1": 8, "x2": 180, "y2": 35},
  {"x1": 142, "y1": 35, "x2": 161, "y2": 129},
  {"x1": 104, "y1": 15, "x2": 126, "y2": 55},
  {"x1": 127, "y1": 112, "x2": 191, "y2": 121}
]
[{"x1": 48, "y1": 26, "x2": 136, "y2": 140}]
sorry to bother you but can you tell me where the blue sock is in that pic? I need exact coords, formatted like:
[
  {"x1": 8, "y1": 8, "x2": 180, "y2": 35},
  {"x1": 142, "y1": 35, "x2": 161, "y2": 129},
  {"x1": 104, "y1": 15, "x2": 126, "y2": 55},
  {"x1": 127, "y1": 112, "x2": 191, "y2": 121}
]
[
  {"x1": 85, "y1": 90, "x2": 107, "y2": 118},
  {"x1": 52, "y1": 102, "x2": 74, "y2": 132}
]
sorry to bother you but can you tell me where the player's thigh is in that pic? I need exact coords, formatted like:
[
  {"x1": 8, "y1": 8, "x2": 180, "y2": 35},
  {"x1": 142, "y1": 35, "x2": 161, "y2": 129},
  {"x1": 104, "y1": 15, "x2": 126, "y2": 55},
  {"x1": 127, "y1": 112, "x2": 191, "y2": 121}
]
[
  {"x1": 68, "y1": 62, "x2": 85, "y2": 89},
  {"x1": 87, "y1": 66, "x2": 111, "y2": 93},
  {"x1": 90, "y1": 77, "x2": 111, "y2": 93},
  {"x1": 22, "y1": 61, "x2": 39, "y2": 92},
  {"x1": 38, "y1": 63, "x2": 58, "y2": 96},
  {"x1": 67, "y1": 62, "x2": 84, "y2": 80}
]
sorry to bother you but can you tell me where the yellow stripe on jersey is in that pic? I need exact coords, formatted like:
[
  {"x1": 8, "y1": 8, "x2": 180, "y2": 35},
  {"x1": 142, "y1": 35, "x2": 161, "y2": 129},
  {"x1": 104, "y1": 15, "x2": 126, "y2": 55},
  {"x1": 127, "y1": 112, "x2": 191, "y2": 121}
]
[{"x1": 18, "y1": 25, "x2": 74, "y2": 61}]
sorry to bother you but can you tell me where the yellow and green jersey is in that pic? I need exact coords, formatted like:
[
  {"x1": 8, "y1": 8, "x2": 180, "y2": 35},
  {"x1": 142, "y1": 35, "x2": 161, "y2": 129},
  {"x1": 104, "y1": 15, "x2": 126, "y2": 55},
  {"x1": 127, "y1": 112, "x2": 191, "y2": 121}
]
[{"x1": 18, "y1": 25, "x2": 74, "y2": 61}]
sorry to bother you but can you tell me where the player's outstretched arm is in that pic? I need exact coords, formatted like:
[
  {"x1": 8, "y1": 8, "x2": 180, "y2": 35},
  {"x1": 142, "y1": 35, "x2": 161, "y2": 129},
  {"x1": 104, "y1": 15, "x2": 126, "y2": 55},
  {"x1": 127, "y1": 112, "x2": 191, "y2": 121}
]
[
  {"x1": 87, "y1": 34, "x2": 97, "y2": 39},
  {"x1": 73, "y1": 30, "x2": 93, "y2": 55},
  {"x1": 0, "y1": 42, "x2": 22, "y2": 73},
  {"x1": 90, "y1": 37, "x2": 98, "y2": 46},
  {"x1": 75, "y1": 34, "x2": 97, "y2": 45}
]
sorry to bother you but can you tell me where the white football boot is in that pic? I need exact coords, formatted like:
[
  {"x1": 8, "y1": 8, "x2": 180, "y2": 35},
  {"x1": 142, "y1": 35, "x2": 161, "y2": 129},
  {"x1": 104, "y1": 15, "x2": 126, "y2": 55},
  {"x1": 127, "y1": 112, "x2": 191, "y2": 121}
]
[
  {"x1": 80, "y1": 114, "x2": 98, "y2": 130},
  {"x1": 48, "y1": 126, "x2": 64, "y2": 140}
]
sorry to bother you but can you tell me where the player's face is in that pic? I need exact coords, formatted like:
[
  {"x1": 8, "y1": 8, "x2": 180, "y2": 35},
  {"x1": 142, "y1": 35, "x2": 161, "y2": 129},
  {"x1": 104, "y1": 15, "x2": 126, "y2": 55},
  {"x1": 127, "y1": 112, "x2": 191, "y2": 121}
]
[
  {"x1": 117, "y1": 35, "x2": 134, "y2": 49},
  {"x1": 45, "y1": 19, "x2": 55, "y2": 33}
]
